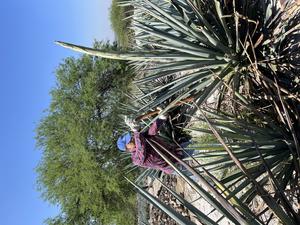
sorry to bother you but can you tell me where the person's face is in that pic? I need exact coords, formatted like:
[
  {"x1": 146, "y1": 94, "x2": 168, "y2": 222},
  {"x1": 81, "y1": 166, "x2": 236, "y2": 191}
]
[{"x1": 126, "y1": 141, "x2": 135, "y2": 152}]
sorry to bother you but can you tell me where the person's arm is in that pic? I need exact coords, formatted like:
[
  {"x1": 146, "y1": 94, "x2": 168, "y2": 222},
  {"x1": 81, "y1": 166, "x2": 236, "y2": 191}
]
[
  {"x1": 131, "y1": 132, "x2": 146, "y2": 165},
  {"x1": 148, "y1": 108, "x2": 168, "y2": 135},
  {"x1": 148, "y1": 118, "x2": 167, "y2": 136}
]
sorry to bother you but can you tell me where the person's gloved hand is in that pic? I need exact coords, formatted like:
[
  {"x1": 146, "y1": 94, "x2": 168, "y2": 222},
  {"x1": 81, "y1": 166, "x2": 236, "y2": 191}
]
[
  {"x1": 124, "y1": 116, "x2": 139, "y2": 132},
  {"x1": 156, "y1": 107, "x2": 168, "y2": 120}
]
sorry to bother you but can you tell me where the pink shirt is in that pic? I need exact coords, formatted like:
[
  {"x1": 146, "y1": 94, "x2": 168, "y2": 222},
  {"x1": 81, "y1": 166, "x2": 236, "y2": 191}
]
[{"x1": 131, "y1": 119, "x2": 183, "y2": 174}]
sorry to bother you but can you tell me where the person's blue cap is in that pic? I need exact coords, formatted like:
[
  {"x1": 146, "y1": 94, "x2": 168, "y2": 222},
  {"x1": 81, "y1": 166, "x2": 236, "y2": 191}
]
[{"x1": 117, "y1": 132, "x2": 131, "y2": 151}]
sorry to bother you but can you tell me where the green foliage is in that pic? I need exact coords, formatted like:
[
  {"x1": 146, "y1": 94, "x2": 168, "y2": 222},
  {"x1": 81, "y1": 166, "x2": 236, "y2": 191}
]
[
  {"x1": 110, "y1": 0, "x2": 133, "y2": 48},
  {"x1": 36, "y1": 42, "x2": 136, "y2": 225}
]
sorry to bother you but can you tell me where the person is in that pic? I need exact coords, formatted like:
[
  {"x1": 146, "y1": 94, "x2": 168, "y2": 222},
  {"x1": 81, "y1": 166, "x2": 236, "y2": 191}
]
[{"x1": 117, "y1": 112, "x2": 186, "y2": 174}]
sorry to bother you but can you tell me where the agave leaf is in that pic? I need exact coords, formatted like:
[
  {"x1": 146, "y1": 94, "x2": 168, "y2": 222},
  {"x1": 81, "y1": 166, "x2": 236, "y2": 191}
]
[
  {"x1": 125, "y1": 177, "x2": 197, "y2": 225},
  {"x1": 241, "y1": 160, "x2": 292, "y2": 204},
  {"x1": 140, "y1": 86, "x2": 202, "y2": 131},
  {"x1": 144, "y1": 0, "x2": 212, "y2": 44},
  {"x1": 213, "y1": 0, "x2": 233, "y2": 47},
  {"x1": 157, "y1": 179, "x2": 218, "y2": 225},
  {"x1": 205, "y1": 171, "x2": 264, "y2": 224},
  {"x1": 138, "y1": 72, "x2": 214, "y2": 118},
  {"x1": 198, "y1": 109, "x2": 297, "y2": 225},
  {"x1": 146, "y1": 139, "x2": 250, "y2": 225},
  {"x1": 136, "y1": 3, "x2": 203, "y2": 40},
  {"x1": 134, "y1": 74, "x2": 198, "y2": 101},
  {"x1": 135, "y1": 168, "x2": 152, "y2": 184},
  {"x1": 193, "y1": 63, "x2": 234, "y2": 107},
  {"x1": 135, "y1": 21, "x2": 224, "y2": 57},
  {"x1": 253, "y1": 140, "x2": 299, "y2": 219},
  {"x1": 186, "y1": 0, "x2": 221, "y2": 41},
  {"x1": 134, "y1": 63, "x2": 216, "y2": 85},
  {"x1": 227, "y1": 153, "x2": 289, "y2": 200},
  {"x1": 56, "y1": 41, "x2": 209, "y2": 62},
  {"x1": 140, "y1": 60, "x2": 227, "y2": 73}
]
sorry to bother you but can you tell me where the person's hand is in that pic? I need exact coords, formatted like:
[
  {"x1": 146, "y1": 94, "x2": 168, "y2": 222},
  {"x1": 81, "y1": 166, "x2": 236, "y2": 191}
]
[
  {"x1": 124, "y1": 116, "x2": 139, "y2": 131},
  {"x1": 156, "y1": 107, "x2": 168, "y2": 120}
]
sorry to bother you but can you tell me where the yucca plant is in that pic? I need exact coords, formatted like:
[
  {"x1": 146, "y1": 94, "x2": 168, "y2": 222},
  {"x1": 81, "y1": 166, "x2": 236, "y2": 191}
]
[
  {"x1": 125, "y1": 105, "x2": 300, "y2": 224},
  {"x1": 57, "y1": 0, "x2": 299, "y2": 118},
  {"x1": 187, "y1": 107, "x2": 300, "y2": 222}
]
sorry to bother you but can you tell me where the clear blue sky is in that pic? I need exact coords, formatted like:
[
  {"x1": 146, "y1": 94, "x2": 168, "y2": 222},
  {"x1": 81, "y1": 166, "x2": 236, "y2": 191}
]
[{"x1": 0, "y1": 1, "x2": 114, "y2": 224}]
